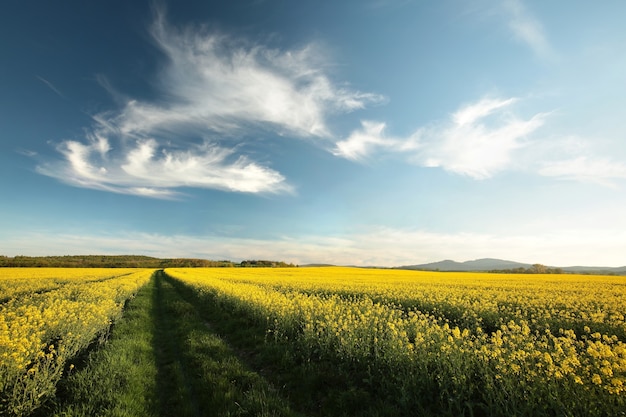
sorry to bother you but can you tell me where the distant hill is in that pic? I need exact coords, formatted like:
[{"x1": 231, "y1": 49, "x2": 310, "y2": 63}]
[
  {"x1": 399, "y1": 258, "x2": 532, "y2": 271},
  {"x1": 397, "y1": 258, "x2": 626, "y2": 275},
  {"x1": 560, "y1": 265, "x2": 626, "y2": 274}
]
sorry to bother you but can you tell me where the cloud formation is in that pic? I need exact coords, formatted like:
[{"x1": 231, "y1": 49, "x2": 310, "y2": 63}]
[
  {"x1": 416, "y1": 97, "x2": 546, "y2": 178},
  {"x1": 37, "y1": 135, "x2": 291, "y2": 198},
  {"x1": 501, "y1": 0, "x2": 554, "y2": 59},
  {"x1": 123, "y1": 13, "x2": 382, "y2": 138},
  {"x1": 38, "y1": 11, "x2": 382, "y2": 198},
  {"x1": 539, "y1": 157, "x2": 626, "y2": 187},
  {"x1": 334, "y1": 96, "x2": 546, "y2": 179},
  {"x1": 332, "y1": 121, "x2": 419, "y2": 161}
]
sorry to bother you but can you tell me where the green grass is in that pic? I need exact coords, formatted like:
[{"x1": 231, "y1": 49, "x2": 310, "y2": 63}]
[
  {"x1": 44, "y1": 276, "x2": 158, "y2": 417},
  {"x1": 44, "y1": 271, "x2": 299, "y2": 417}
]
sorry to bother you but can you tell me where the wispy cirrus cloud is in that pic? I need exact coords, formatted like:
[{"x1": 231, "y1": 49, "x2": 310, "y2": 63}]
[
  {"x1": 36, "y1": 75, "x2": 65, "y2": 99},
  {"x1": 415, "y1": 97, "x2": 546, "y2": 178},
  {"x1": 452, "y1": 97, "x2": 517, "y2": 126},
  {"x1": 121, "y1": 12, "x2": 382, "y2": 138},
  {"x1": 334, "y1": 96, "x2": 546, "y2": 179},
  {"x1": 501, "y1": 0, "x2": 554, "y2": 59},
  {"x1": 37, "y1": 135, "x2": 290, "y2": 198},
  {"x1": 539, "y1": 156, "x2": 626, "y2": 187},
  {"x1": 37, "y1": 9, "x2": 382, "y2": 198},
  {"x1": 332, "y1": 121, "x2": 419, "y2": 161}
]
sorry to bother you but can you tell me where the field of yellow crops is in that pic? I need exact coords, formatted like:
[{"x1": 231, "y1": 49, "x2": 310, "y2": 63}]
[
  {"x1": 0, "y1": 268, "x2": 154, "y2": 416},
  {"x1": 2, "y1": 266, "x2": 625, "y2": 416},
  {"x1": 165, "y1": 267, "x2": 626, "y2": 416}
]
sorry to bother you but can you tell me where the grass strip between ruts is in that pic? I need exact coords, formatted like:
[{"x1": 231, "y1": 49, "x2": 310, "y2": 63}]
[{"x1": 45, "y1": 271, "x2": 299, "y2": 417}]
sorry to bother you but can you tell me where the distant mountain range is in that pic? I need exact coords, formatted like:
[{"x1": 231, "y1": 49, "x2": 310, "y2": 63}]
[{"x1": 397, "y1": 258, "x2": 626, "y2": 274}]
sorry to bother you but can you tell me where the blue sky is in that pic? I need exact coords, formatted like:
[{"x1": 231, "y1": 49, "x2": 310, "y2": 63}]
[{"x1": 2, "y1": 0, "x2": 626, "y2": 266}]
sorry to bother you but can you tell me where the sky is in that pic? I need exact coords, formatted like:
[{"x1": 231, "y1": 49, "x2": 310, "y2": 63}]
[{"x1": 2, "y1": 0, "x2": 626, "y2": 267}]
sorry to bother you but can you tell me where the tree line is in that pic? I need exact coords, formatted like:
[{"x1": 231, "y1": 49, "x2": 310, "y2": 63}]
[
  {"x1": 489, "y1": 264, "x2": 564, "y2": 274},
  {"x1": 0, "y1": 255, "x2": 296, "y2": 268}
]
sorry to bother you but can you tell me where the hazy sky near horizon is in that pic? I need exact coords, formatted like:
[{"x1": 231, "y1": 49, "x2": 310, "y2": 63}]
[{"x1": 2, "y1": 0, "x2": 626, "y2": 266}]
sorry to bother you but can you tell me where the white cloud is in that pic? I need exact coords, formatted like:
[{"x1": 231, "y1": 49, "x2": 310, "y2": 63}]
[
  {"x1": 452, "y1": 97, "x2": 517, "y2": 126},
  {"x1": 539, "y1": 156, "x2": 626, "y2": 187},
  {"x1": 123, "y1": 12, "x2": 383, "y2": 138},
  {"x1": 416, "y1": 97, "x2": 546, "y2": 178},
  {"x1": 37, "y1": 11, "x2": 382, "y2": 198},
  {"x1": 335, "y1": 96, "x2": 546, "y2": 179},
  {"x1": 501, "y1": 0, "x2": 554, "y2": 59},
  {"x1": 37, "y1": 136, "x2": 290, "y2": 198},
  {"x1": 522, "y1": 133, "x2": 626, "y2": 187},
  {"x1": 332, "y1": 121, "x2": 419, "y2": 161}
]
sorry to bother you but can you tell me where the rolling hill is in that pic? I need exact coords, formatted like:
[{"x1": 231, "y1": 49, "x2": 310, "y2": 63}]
[{"x1": 398, "y1": 258, "x2": 626, "y2": 274}]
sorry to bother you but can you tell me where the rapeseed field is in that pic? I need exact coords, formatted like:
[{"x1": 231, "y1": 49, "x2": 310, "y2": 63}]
[
  {"x1": 0, "y1": 268, "x2": 153, "y2": 416},
  {"x1": 2, "y1": 266, "x2": 625, "y2": 416},
  {"x1": 166, "y1": 267, "x2": 626, "y2": 416}
]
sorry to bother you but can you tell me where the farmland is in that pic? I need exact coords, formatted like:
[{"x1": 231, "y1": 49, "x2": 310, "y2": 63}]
[
  {"x1": 0, "y1": 268, "x2": 153, "y2": 416},
  {"x1": 1, "y1": 267, "x2": 625, "y2": 416}
]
